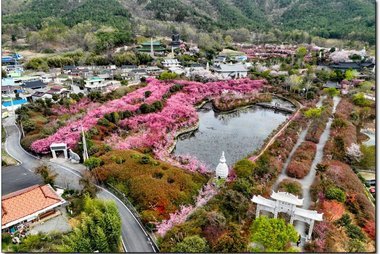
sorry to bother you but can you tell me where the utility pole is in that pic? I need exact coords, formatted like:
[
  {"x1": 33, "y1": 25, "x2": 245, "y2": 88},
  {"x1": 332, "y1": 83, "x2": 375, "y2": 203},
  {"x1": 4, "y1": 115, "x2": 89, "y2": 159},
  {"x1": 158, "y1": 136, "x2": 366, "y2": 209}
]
[{"x1": 81, "y1": 124, "x2": 89, "y2": 162}]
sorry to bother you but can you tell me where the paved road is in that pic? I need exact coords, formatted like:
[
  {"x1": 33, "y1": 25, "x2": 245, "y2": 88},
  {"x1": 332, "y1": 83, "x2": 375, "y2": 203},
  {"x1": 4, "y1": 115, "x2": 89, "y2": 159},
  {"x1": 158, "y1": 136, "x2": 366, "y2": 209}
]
[
  {"x1": 2, "y1": 165, "x2": 42, "y2": 195},
  {"x1": 2, "y1": 116, "x2": 155, "y2": 252}
]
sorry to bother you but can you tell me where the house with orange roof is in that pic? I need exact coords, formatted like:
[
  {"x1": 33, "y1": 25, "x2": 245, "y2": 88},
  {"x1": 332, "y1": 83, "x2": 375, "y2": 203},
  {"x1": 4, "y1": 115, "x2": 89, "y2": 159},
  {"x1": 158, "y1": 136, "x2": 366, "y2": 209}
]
[{"x1": 2, "y1": 184, "x2": 67, "y2": 231}]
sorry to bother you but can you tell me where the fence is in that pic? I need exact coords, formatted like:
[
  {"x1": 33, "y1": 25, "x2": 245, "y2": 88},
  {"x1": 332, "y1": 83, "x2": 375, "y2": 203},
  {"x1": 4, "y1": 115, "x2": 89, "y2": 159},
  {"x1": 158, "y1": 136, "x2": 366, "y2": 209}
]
[{"x1": 105, "y1": 183, "x2": 160, "y2": 252}]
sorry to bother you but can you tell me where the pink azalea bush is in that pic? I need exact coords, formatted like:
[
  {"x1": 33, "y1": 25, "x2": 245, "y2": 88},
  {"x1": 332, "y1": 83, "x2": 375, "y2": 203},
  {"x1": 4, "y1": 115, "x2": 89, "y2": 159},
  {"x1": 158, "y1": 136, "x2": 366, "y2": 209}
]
[
  {"x1": 31, "y1": 78, "x2": 170, "y2": 153},
  {"x1": 51, "y1": 98, "x2": 99, "y2": 115},
  {"x1": 156, "y1": 183, "x2": 217, "y2": 236},
  {"x1": 107, "y1": 79, "x2": 265, "y2": 162}
]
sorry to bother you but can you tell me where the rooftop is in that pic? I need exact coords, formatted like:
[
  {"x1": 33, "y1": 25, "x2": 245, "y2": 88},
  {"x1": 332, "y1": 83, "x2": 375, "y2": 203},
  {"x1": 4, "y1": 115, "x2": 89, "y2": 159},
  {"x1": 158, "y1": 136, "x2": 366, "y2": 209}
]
[
  {"x1": 214, "y1": 63, "x2": 247, "y2": 72},
  {"x1": 2, "y1": 184, "x2": 65, "y2": 228},
  {"x1": 140, "y1": 41, "x2": 162, "y2": 46},
  {"x1": 270, "y1": 191, "x2": 304, "y2": 206},
  {"x1": 23, "y1": 80, "x2": 47, "y2": 89}
]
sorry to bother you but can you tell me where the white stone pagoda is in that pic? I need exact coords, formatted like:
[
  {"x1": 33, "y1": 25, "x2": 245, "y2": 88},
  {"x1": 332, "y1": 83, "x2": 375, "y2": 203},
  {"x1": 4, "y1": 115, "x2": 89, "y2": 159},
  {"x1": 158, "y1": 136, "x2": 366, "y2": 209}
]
[{"x1": 215, "y1": 151, "x2": 229, "y2": 179}]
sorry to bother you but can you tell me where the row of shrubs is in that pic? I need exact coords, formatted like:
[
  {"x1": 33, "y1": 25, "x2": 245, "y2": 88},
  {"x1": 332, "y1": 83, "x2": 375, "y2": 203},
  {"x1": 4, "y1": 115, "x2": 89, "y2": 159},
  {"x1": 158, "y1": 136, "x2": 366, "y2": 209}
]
[
  {"x1": 305, "y1": 97, "x2": 333, "y2": 143},
  {"x1": 306, "y1": 97, "x2": 375, "y2": 251},
  {"x1": 286, "y1": 141, "x2": 317, "y2": 179}
]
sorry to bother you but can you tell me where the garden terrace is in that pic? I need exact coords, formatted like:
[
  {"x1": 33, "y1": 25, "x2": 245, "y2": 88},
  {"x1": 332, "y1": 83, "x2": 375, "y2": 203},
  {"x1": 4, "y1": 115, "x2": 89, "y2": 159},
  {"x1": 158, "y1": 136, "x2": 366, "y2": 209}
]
[
  {"x1": 157, "y1": 106, "x2": 310, "y2": 252},
  {"x1": 323, "y1": 98, "x2": 366, "y2": 161},
  {"x1": 309, "y1": 160, "x2": 375, "y2": 252},
  {"x1": 93, "y1": 150, "x2": 208, "y2": 223},
  {"x1": 306, "y1": 96, "x2": 375, "y2": 252},
  {"x1": 286, "y1": 141, "x2": 317, "y2": 179},
  {"x1": 18, "y1": 84, "x2": 145, "y2": 153},
  {"x1": 31, "y1": 78, "x2": 265, "y2": 172}
]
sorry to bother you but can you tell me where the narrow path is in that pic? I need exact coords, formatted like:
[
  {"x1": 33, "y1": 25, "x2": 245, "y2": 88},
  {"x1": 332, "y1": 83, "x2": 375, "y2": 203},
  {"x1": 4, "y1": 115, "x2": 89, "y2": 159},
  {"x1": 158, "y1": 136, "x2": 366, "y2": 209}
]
[
  {"x1": 272, "y1": 96, "x2": 325, "y2": 190},
  {"x1": 2, "y1": 115, "x2": 155, "y2": 253},
  {"x1": 294, "y1": 96, "x2": 340, "y2": 238},
  {"x1": 250, "y1": 98, "x2": 303, "y2": 163},
  {"x1": 272, "y1": 127, "x2": 309, "y2": 190},
  {"x1": 270, "y1": 96, "x2": 341, "y2": 244}
]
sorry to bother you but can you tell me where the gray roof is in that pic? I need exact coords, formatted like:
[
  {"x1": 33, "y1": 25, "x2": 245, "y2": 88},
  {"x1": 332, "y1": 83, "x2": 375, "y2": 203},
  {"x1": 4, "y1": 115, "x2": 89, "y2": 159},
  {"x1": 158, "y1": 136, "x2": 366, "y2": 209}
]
[
  {"x1": 214, "y1": 63, "x2": 247, "y2": 72},
  {"x1": 23, "y1": 80, "x2": 47, "y2": 89}
]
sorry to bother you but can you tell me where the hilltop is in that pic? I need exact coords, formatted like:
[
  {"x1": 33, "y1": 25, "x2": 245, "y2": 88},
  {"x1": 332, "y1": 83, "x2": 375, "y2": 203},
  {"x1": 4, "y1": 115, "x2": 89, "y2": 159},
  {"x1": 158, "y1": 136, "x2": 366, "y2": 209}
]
[{"x1": 2, "y1": 0, "x2": 375, "y2": 53}]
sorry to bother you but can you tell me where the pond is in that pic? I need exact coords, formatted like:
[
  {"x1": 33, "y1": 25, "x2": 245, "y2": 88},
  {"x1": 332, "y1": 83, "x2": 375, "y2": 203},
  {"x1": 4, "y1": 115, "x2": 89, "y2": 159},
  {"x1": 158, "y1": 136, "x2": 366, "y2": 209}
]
[{"x1": 173, "y1": 98, "x2": 291, "y2": 169}]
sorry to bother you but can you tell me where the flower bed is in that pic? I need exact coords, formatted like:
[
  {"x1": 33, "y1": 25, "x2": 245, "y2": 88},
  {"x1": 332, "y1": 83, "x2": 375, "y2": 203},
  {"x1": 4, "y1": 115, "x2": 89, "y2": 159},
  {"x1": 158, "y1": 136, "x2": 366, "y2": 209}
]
[
  {"x1": 155, "y1": 183, "x2": 217, "y2": 237},
  {"x1": 309, "y1": 160, "x2": 375, "y2": 251},
  {"x1": 93, "y1": 150, "x2": 208, "y2": 222},
  {"x1": 286, "y1": 141, "x2": 317, "y2": 179},
  {"x1": 277, "y1": 179, "x2": 303, "y2": 197},
  {"x1": 305, "y1": 97, "x2": 333, "y2": 143}
]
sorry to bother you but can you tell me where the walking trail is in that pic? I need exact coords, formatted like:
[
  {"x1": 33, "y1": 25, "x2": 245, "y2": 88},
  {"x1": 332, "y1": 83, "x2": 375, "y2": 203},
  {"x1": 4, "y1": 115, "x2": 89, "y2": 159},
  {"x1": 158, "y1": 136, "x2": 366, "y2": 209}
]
[{"x1": 272, "y1": 96, "x2": 341, "y2": 242}]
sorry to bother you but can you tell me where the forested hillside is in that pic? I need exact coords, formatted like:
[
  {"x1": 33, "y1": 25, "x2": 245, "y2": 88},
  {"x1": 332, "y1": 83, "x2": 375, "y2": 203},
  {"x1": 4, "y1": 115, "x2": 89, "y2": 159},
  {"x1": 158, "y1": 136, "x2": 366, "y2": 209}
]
[{"x1": 2, "y1": 0, "x2": 375, "y2": 53}]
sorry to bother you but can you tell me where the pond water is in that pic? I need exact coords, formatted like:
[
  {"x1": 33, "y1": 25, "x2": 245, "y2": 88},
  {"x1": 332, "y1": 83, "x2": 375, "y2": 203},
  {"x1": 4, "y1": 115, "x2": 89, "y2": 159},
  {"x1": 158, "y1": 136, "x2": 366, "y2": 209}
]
[{"x1": 173, "y1": 99, "x2": 291, "y2": 169}]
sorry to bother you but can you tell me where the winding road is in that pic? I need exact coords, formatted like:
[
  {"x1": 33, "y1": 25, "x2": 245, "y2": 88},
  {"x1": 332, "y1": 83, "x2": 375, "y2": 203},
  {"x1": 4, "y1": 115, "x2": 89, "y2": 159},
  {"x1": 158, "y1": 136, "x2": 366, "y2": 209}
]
[{"x1": 2, "y1": 115, "x2": 155, "y2": 253}]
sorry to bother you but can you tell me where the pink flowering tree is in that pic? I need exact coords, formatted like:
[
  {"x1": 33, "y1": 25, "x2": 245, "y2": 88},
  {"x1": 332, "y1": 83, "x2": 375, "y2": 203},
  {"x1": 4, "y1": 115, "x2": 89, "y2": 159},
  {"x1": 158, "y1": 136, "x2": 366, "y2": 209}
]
[{"x1": 155, "y1": 182, "x2": 217, "y2": 236}]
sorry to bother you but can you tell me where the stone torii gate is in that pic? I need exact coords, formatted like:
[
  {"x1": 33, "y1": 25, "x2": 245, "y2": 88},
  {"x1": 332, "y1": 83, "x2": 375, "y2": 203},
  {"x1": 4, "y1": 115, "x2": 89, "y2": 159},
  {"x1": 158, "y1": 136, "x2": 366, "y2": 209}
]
[{"x1": 251, "y1": 191, "x2": 323, "y2": 241}]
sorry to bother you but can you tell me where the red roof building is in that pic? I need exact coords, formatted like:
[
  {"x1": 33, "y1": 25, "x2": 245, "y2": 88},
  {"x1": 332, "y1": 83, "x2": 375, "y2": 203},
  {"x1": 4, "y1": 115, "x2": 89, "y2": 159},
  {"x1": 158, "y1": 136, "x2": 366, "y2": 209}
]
[{"x1": 2, "y1": 184, "x2": 66, "y2": 230}]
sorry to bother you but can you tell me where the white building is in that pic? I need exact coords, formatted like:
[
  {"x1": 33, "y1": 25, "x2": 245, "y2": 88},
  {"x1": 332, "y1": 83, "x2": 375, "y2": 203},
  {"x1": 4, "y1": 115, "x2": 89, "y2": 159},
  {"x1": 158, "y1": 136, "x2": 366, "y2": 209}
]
[
  {"x1": 84, "y1": 77, "x2": 120, "y2": 92},
  {"x1": 213, "y1": 63, "x2": 248, "y2": 79},
  {"x1": 162, "y1": 59, "x2": 181, "y2": 68}
]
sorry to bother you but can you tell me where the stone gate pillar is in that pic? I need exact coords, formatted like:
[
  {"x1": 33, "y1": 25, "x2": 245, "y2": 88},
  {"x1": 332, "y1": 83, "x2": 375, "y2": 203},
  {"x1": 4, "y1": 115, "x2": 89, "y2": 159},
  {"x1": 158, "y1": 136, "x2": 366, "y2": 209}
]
[{"x1": 307, "y1": 220, "x2": 315, "y2": 240}]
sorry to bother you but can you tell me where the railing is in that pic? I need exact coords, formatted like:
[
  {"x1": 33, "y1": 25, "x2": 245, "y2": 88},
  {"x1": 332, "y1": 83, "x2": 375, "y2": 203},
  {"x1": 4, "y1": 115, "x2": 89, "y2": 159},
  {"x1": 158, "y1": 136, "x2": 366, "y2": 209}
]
[{"x1": 105, "y1": 183, "x2": 160, "y2": 252}]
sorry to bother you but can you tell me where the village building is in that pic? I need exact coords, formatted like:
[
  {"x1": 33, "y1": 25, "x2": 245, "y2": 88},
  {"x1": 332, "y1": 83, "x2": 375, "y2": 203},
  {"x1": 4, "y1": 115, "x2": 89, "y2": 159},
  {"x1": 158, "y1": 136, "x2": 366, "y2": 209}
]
[
  {"x1": 1, "y1": 85, "x2": 22, "y2": 96},
  {"x1": 22, "y1": 80, "x2": 47, "y2": 91},
  {"x1": 62, "y1": 65, "x2": 77, "y2": 74},
  {"x1": 31, "y1": 91, "x2": 52, "y2": 101},
  {"x1": 162, "y1": 59, "x2": 181, "y2": 68},
  {"x1": 84, "y1": 77, "x2": 120, "y2": 92},
  {"x1": 146, "y1": 66, "x2": 163, "y2": 76},
  {"x1": 2, "y1": 184, "x2": 67, "y2": 232},
  {"x1": 138, "y1": 39, "x2": 166, "y2": 56},
  {"x1": 212, "y1": 63, "x2": 248, "y2": 79}
]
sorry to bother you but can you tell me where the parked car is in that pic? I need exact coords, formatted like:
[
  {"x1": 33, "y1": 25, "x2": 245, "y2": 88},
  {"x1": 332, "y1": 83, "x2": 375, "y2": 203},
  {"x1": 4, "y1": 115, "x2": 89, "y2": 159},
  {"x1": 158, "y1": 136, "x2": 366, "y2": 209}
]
[{"x1": 366, "y1": 179, "x2": 376, "y2": 186}]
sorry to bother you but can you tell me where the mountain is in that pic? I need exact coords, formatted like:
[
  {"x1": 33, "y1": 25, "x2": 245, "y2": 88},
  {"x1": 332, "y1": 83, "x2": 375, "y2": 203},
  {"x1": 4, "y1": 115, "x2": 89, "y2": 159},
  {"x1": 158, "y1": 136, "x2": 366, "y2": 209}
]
[{"x1": 2, "y1": 0, "x2": 375, "y2": 45}]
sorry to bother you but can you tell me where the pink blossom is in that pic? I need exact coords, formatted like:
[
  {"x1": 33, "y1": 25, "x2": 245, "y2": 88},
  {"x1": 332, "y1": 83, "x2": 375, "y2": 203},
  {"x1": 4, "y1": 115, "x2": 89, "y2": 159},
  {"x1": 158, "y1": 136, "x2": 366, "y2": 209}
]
[
  {"x1": 31, "y1": 78, "x2": 265, "y2": 156},
  {"x1": 52, "y1": 98, "x2": 98, "y2": 115},
  {"x1": 155, "y1": 183, "x2": 217, "y2": 236}
]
